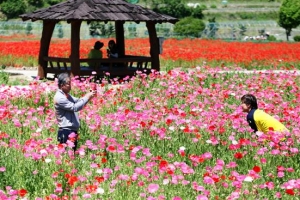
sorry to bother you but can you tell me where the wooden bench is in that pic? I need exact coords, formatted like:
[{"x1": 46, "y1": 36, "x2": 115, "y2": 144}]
[{"x1": 43, "y1": 56, "x2": 153, "y2": 79}]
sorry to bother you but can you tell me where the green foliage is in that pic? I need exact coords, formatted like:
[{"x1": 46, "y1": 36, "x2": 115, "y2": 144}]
[
  {"x1": 278, "y1": 0, "x2": 300, "y2": 41},
  {"x1": 293, "y1": 35, "x2": 300, "y2": 42},
  {"x1": 239, "y1": 24, "x2": 247, "y2": 37},
  {"x1": 127, "y1": 23, "x2": 137, "y2": 38},
  {"x1": 27, "y1": 0, "x2": 44, "y2": 7},
  {"x1": 153, "y1": 0, "x2": 191, "y2": 19},
  {"x1": 0, "y1": 70, "x2": 30, "y2": 85},
  {"x1": 89, "y1": 22, "x2": 115, "y2": 37},
  {"x1": 258, "y1": 29, "x2": 265, "y2": 36},
  {"x1": 45, "y1": 0, "x2": 63, "y2": 6},
  {"x1": 0, "y1": 70, "x2": 9, "y2": 84},
  {"x1": 267, "y1": 35, "x2": 277, "y2": 41},
  {"x1": 173, "y1": 17, "x2": 205, "y2": 38},
  {"x1": 26, "y1": 22, "x2": 33, "y2": 35},
  {"x1": 202, "y1": 17, "x2": 219, "y2": 39},
  {"x1": 191, "y1": 5, "x2": 205, "y2": 19},
  {"x1": 156, "y1": 24, "x2": 171, "y2": 37},
  {"x1": 0, "y1": 0, "x2": 26, "y2": 19},
  {"x1": 210, "y1": 4, "x2": 217, "y2": 9},
  {"x1": 57, "y1": 23, "x2": 64, "y2": 38}
]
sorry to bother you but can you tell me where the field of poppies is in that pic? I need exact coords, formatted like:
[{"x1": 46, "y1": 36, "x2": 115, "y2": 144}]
[
  {"x1": 1, "y1": 35, "x2": 300, "y2": 70},
  {"x1": 1, "y1": 35, "x2": 300, "y2": 199}
]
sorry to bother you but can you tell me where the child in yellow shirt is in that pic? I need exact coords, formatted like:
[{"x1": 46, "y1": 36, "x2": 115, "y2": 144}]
[
  {"x1": 241, "y1": 94, "x2": 288, "y2": 133},
  {"x1": 88, "y1": 41, "x2": 104, "y2": 67}
]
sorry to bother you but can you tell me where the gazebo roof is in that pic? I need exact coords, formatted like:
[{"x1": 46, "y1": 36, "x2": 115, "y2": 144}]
[{"x1": 20, "y1": 0, "x2": 178, "y2": 24}]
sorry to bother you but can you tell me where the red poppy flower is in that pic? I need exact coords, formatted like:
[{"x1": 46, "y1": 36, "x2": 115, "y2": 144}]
[
  {"x1": 18, "y1": 189, "x2": 27, "y2": 197},
  {"x1": 198, "y1": 157, "x2": 205, "y2": 163},
  {"x1": 285, "y1": 189, "x2": 295, "y2": 195},
  {"x1": 67, "y1": 175, "x2": 78, "y2": 186},
  {"x1": 140, "y1": 121, "x2": 146, "y2": 127},
  {"x1": 95, "y1": 176, "x2": 104, "y2": 183},
  {"x1": 166, "y1": 119, "x2": 172, "y2": 125},
  {"x1": 159, "y1": 160, "x2": 168, "y2": 169},
  {"x1": 108, "y1": 145, "x2": 115, "y2": 151},
  {"x1": 253, "y1": 166, "x2": 261, "y2": 173},
  {"x1": 234, "y1": 152, "x2": 243, "y2": 159}
]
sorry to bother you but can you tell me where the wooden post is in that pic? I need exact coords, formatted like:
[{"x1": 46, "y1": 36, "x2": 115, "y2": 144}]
[
  {"x1": 38, "y1": 20, "x2": 56, "y2": 79},
  {"x1": 70, "y1": 20, "x2": 82, "y2": 77},
  {"x1": 146, "y1": 22, "x2": 160, "y2": 71},
  {"x1": 115, "y1": 21, "x2": 125, "y2": 57}
]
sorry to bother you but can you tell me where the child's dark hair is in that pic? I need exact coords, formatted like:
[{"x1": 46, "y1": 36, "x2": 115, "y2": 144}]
[{"x1": 241, "y1": 94, "x2": 258, "y2": 109}]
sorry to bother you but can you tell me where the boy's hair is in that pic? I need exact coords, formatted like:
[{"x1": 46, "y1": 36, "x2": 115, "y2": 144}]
[
  {"x1": 94, "y1": 41, "x2": 104, "y2": 50},
  {"x1": 57, "y1": 72, "x2": 70, "y2": 87},
  {"x1": 241, "y1": 94, "x2": 258, "y2": 109}
]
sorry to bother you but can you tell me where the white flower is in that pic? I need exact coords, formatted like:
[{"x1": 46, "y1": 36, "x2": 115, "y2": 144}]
[
  {"x1": 36, "y1": 128, "x2": 42, "y2": 132},
  {"x1": 45, "y1": 158, "x2": 52, "y2": 163},
  {"x1": 206, "y1": 140, "x2": 212, "y2": 144},
  {"x1": 244, "y1": 176, "x2": 253, "y2": 182},
  {"x1": 163, "y1": 179, "x2": 169, "y2": 185},
  {"x1": 96, "y1": 169, "x2": 103, "y2": 174},
  {"x1": 169, "y1": 126, "x2": 175, "y2": 131},
  {"x1": 232, "y1": 140, "x2": 238, "y2": 145},
  {"x1": 179, "y1": 146, "x2": 186, "y2": 151},
  {"x1": 96, "y1": 187, "x2": 104, "y2": 194}
]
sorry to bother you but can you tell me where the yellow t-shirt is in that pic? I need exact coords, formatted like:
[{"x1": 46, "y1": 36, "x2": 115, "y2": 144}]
[
  {"x1": 254, "y1": 109, "x2": 288, "y2": 133},
  {"x1": 88, "y1": 49, "x2": 103, "y2": 67}
]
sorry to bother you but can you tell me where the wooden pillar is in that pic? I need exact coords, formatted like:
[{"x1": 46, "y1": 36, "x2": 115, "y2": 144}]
[
  {"x1": 70, "y1": 20, "x2": 82, "y2": 77},
  {"x1": 146, "y1": 22, "x2": 160, "y2": 71},
  {"x1": 38, "y1": 20, "x2": 56, "y2": 79},
  {"x1": 115, "y1": 21, "x2": 125, "y2": 57}
]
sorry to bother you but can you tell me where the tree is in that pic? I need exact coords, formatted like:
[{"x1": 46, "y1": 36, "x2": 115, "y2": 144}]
[
  {"x1": 191, "y1": 5, "x2": 205, "y2": 19},
  {"x1": 173, "y1": 17, "x2": 205, "y2": 38},
  {"x1": 152, "y1": 0, "x2": 191, "y2": 19},
  {"x1": 278, "y1": 0, "x2": 300, "y2": 41},
  {"x1": 1, "y1": 0, "x2": 26, "y2": 19}
]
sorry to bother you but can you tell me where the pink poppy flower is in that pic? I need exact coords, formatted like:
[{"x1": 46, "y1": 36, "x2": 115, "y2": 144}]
[{"x1": 147, "y1": 183, "x2": 159, "y2": 193}]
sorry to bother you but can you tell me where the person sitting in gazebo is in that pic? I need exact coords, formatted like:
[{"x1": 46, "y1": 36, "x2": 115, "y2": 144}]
[
  {"x1": 88, "y1": 41, "x2": 104, "y2": 68},
  {"x1": 107, "y1": 40, "x2": 119, "y2": 58}
]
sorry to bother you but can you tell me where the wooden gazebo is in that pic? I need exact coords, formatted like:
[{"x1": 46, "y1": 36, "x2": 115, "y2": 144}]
[{"x1": 20, "y1": 0, "x2": 178, "y2": 79}]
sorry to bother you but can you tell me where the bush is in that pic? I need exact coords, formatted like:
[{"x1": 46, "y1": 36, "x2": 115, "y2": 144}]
[
  {"x1": 0, "y1": 70, "x2": 9, "y2": 84},
  {"x1": 294, "y1": 35, "x2": 300, "y2": 42},
  {"x1": 267, "y1": 35, "x2": 277, "y2": 41},
  {"x1": 173, "y1": 17, "x2": 205, "y2": 38}
]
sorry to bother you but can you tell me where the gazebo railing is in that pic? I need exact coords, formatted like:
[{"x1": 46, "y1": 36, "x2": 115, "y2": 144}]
[{"x1": 43, "y1": 56, "x2": 153, "y2": 78}]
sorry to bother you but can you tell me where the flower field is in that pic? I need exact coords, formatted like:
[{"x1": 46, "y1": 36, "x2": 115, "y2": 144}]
[
  {"x1": 1, "y1": 35, "x2": 300, "y2": 199},
  {"x1": 1, "y1": 67, "x2": 300, "y2": 199},
  {"x1": 1, "y1": 35, "x2": 300, "y2": 70}
]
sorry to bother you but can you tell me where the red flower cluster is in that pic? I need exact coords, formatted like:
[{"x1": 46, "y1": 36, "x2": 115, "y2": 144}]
[{"x1": 234, "y1": 152, "x2": 243, "y2": 159}]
